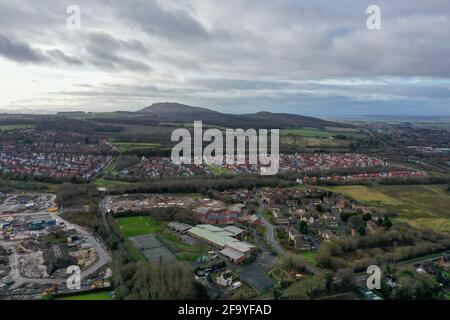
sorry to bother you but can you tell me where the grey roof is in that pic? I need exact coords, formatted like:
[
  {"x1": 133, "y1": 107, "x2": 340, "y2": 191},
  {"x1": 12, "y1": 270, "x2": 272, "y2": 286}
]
[
  {"x1": 220, "y1": 247, "x2": 245, "y2": 261},
  {"x1": 223, "y1": 225, "x2": 246, "y2": 236}
]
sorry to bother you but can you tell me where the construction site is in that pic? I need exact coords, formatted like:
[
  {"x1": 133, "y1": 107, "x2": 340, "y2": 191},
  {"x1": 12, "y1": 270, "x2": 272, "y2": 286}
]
[
  {"x1": 103, "y1": 193, "x2": 227, "y2": 215},
  {"x1": 0, "y1": 193, "x2": 111, "y2": 300}
]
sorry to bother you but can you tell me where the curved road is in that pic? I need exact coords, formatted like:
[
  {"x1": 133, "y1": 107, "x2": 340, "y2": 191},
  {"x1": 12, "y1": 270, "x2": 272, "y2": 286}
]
[
  {"x1": 260, "y1": 214, "x2": 286, "y2": 256},
  {"x1": 1, "y1": 201, "x2": 110, "y2": 290},
  {"x1": 258, "y1": 203, "x2": 320, "y2": 275}
]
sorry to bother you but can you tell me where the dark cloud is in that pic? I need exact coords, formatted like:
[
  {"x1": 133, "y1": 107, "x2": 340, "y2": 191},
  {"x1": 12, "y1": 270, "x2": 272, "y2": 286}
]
[
  {"x1": 46, "y1": 49, "x2": 83, "y2": 65},
  {"x1": 118, "y1": 0, "x2": 209, "y2": 40},
  {"x1": 87, "y1": 32, "x2": 150, "y2": 54},
  {"x1": 84, "y1": 32, "x2": 152, "y2": 72},
  {"x1": 0, "y1": 34, "x2": 47, "y2": 63}
]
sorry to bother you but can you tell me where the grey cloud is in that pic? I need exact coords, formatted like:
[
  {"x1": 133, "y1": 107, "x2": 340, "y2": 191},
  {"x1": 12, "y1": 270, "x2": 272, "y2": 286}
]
[
  {"x1": 118, "y1": 0, "x2": 209, "y2": 40},
  {"x1": 0, "y1": 34, "x2": 47, "y2": 63},
  {"x1": 87, "y1": 32, "x2": 150, "y2": 54},
  {"x1": 84, "y1": 32, "x2": 152, "y2": 72},
  {"x1": 47, "y1": 49, "x2": 83, "y2": 65}
]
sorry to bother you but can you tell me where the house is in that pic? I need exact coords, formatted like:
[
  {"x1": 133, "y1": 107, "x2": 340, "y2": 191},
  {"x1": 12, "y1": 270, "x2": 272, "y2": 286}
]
[
  {"x1": 352, "y1": 204, "x2": 372, "y2": 214},
  {"x1": 288, "y1": 227, "x2": 297, "y2": 240},
  {"x1": 319, "y1": 229, "x2": 336, "y2": 241},
  {"x1": 289, "y1": 208, "x2": 305, "y2": 218},
  {"x1": 320, "y1": 213, "x2": 338, "y2": 228},
  {"x1": 271, "y1": 208, "x2": 290, "y2": 225},
  {"x1": 366, "y1": 220, "x2": 379, "y2": 233},
  {"x1": 288, "y1": 228, "x2": 312, "y2": 251},
  {"x1": 216, "y1": 271, "x2": 233, "y2": 287}
]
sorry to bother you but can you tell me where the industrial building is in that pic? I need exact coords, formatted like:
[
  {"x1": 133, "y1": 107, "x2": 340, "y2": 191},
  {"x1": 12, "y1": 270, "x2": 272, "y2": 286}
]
[
  {"x1": 188, "y1": 225, "x2": 255, "y2": 264},
  {"x1": 167, "y1": 222, "x2": 193, "y2": 234},
  {"x1": 26, "y1": 215, "x2": 57, "y2": 231}
]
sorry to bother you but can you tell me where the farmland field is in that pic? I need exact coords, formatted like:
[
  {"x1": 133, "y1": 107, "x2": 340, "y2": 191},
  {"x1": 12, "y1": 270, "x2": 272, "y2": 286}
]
[
  {"x1": 281, "y1": 127, "x2": 332, "y2": 138},
  {"x1": 110, "y1": 140, "x2": 161, "y2": 153},
  {"x1": 321, "y1": 185, "x2": 450, "y2": 232},
  {"x1": 0, "y1": 124, "x2": 35, "y2": 131},
  {"x1": 325, "y1": 127, "x2": 360, "y2": 133}
]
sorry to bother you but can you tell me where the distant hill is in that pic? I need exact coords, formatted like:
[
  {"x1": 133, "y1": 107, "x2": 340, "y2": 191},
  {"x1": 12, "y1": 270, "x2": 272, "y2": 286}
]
[{"x1": 137, "y1": 102, "x2": 341, "y2": 129}]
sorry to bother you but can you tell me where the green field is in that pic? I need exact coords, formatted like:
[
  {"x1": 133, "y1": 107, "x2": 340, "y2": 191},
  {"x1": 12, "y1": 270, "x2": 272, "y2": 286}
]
[
  {"x1": 110, "y1": 140, "x2": 161, "y2": 153},
  {"x1": 0, "y1": 124, "x2": 35, "y2": 131},
  {"x1": 55, "y1": 291, "x2": 113, "y2": 300},
  {"x1": 325, "y1": 127, "x2": 360, "y2": 133},
  {"x1": 299, "y1": 251, "x2": 318, "y2": 266},
  {"x1": 115, "y1": 216, "x2": 166, "y2": 238},
  {"x1": 281, "y1": 128, "x2": 332, "y2": 138},
  {"x1": 93, "y1": 178, "x2": 135, "y2": 189},
  {"x1": 9, "y1": 180, "x2": 60, "y2": 192},
  {"x1": 321, "y1": 185, "x2": 450, "y2": 232},
  {"x1": 206, "y1": 164, "x2": 234, "y2": 175}
]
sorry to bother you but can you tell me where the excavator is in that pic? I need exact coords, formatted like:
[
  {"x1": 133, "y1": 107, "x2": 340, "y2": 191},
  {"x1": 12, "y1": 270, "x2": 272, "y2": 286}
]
[
  {"x1": 42, "y1": 285, "x2": 58, "y2": 297},
  {"x1": 15, "y1": 243, "x2": 30, "y2": 254}
]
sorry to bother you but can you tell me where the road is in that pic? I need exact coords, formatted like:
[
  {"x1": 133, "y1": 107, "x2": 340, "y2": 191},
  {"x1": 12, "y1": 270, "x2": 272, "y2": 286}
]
[
  {"x1": 260, "y1": 214, "x2": 286, "y2": 256},
  {"x1": 257, "y1": 203, "x2": 320, "y2": 275},
  {"x1": 257, "y1": 203, "x2": 286, "y2": 256}
]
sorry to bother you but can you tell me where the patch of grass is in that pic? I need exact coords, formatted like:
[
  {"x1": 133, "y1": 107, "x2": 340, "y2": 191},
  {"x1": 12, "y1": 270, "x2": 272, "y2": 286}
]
[
  {"x1": 123, "y1": 237, "x2": 146, "y2": 261},
  {"x1": 281, "y1": 128, "x2": 332, "y2": 138},
  {"x1": 93, "y1": 179, "x2": 134, "y2": 189},
  {"x1": 9, "y1": 180, "x2": 60, "y2": 192},
  {"x1": 299, "y1": 251, "x2": 318, "y2": 266},
  {"x1": 325, "y1": 127, "x2": 360, "y2": 133},
  {"x1": 115, "y1": 216, "x2": 166, "y2": 238},
  {"x1": 268, "y1": 266, "x2": 291, "y2": 282},
  {"x1": 157, "y1": 232, "x2": 205, "y2": 262},
  {"x1": 263, "y1": 211, "x2": 273, "y2": 223},
  {"x1": 206, "y1": 164, "x2": 234, "y2": 175},
  {"x1": 55, "y1": 291, "x2": 113, "y2": 300},
  {"x1": 0, "y1": 124, "x2": 35, "y2": 131},
  {"x1": 110, "y1": 140, "x2": 161, "y2": 153},
  {"x1": 321, "y1": 185, "x2": 402, "y2": 205},
  {"x1": 230, "y1": 283, "x2": 259, "y2": 299}
]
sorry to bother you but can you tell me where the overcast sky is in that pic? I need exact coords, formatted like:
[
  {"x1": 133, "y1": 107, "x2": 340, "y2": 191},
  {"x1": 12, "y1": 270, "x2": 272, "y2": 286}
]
[{"x1": 0, "y1": 0, "x2": 449, "y2": 117}]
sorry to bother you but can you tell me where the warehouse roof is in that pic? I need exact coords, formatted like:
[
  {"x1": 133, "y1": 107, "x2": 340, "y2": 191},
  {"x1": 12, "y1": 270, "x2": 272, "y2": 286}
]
[
  {"x1": 220, "y1": 247, "x2": 245, "y2": 261},
  {"x1": 226, "y1": 241, "x2": 256, "y2": 253},
  {"x1": 223, "y1": 225, "x2": 246, "y2": 236},
  {"x1": 188, "y1": 225, "x2": 237, "y2": 247}
]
